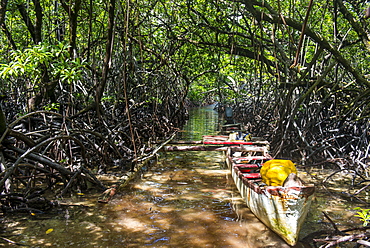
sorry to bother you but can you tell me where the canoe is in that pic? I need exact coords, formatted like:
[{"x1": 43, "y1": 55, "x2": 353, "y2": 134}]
[
  {"x1": 226, "y1": 149, "x2": 315, "y2": 246},
  {"x1": 164, "y1": 133, "x2": 314, "y2": 245},
  {"x1": 164, "y1": 135, "x2": 270, "y2": 153},
  {"x1": 203, "y1": 135, "x2": 270, "y2": 146}
]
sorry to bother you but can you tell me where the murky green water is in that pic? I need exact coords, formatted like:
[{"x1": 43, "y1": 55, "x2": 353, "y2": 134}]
[
  {"x1": 2, "y1": 105, "x2": 367, "y2": 247},
  {"x1": 176, "y1": 104, "x2": 220, "y2": 141}
]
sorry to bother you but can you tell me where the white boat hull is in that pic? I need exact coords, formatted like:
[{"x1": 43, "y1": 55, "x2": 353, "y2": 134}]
[{"x1": 227, "y1": 156, "x2": 315, "y2": 246}]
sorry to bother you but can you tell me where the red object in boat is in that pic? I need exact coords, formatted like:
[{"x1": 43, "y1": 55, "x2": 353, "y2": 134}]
[
  {"x1": 239, "y1": 164, "x2": 260, "y2": 173},
  {"x1": 242, "y1": 173, "x2": 261, "y2": 179}
]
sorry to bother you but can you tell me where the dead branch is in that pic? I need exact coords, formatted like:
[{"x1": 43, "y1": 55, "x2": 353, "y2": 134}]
[
  {"x1": 322, "y1": 211, "x2": 343, "y2": 234},
  {"x1": 97, "y1": 131, "x2": 178, "y2": 203},
  {"x1": 0, "y1": 236, "x2": 30, "y2": 246},
  {"x1": 355, "y1": 183, "x2": 370, "y2": 195},
  {"x1": 357, "y1": 239, "x2": 370, "y2": 247},
  {"x1": 320, "y1": 233, "x2": 367, "y2": 248},
  {"x1": 133, "y1": 131, "x2": 178, "y2": 163}
]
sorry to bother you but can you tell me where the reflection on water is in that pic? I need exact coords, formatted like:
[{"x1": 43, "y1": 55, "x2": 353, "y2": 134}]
[
  {"x1": 176, "y1": 104, "x2": 220, "y2": 141},
  {"x1": 107, "y1": 151, "x2": 292, "y2": 247},
  {"x1": 3, "y1": 106, "x2": 365, "y2": 247},
  {"x1": 5, "y1": 155, "x2": 291, "y2": 247}
]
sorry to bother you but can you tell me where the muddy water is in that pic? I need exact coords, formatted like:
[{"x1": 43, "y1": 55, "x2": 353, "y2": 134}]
[{"x1": 2, "y1": 105, "x2": 367, "y2": 247}]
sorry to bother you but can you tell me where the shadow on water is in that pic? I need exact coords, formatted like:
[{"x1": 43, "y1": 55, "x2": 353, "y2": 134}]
[{"x1": 2, "y1": 105, "x2": 365, "y2": 247}]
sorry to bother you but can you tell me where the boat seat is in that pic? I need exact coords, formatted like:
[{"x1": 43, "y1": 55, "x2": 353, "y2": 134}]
[
  {"x1": 239, "y1": 164, "x2": 260, "y2": 173},
  {"x1": 233, "y1": 156, "x2": 270, "y2": 164},
  {"x1": 241, "y1": 173, "x2": 261, "y2": 179}
]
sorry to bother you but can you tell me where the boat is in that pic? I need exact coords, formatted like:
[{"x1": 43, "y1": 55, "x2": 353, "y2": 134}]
[
  {"x1": 203, "y1": 135, "x2": 315, "y2": 246},
  {"x1": 226, "y1": 149, "x2": 315, "y2": 246},
  {"x1": 164, "y1": 134, "x2": 315, "y2": 245}
]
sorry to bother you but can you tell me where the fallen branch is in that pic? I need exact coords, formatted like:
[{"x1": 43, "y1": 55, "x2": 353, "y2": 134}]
[
  {"x1": 320, "y1": 233, "x2": 367, "y2": 248},
  {"x1": 0, "y1": 236, "x2": 29, "y2": 246},
  {"x1": 133, "y1": 131, "x2": 178, "y2": 163},
  {"x1": 322, "y1": 211, "x2": 343, "y2": 234},
  {"x1": 97, "y1": 131, "x2": 178, "y2": 203},
  {"x1": 355, "y1": 183, "x2": 370, "y2": 195},
  {"x1": 357, "y1": 239, "x2": 370, "y2": 247}
]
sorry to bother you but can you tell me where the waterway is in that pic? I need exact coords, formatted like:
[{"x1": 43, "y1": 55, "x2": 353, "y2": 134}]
[{"x1": 1, "y1": 105, "x2": 367, "y2": 247}]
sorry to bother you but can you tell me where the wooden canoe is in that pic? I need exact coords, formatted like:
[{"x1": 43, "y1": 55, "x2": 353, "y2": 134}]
[
  {"x1": 163, "y1": 133, "x2": 314, "y2": 245},
  {"x1": 163, "y1": 135, "x2": 270, "y2": 153},
  {"x1": 203, "y1": 135, "x2": 270, "y2": 146},
  {"x1": 226, "y1": 149, "x2": 315, "y2": 246}
]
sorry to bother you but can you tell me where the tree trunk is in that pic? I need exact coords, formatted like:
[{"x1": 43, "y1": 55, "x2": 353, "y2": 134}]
[
  {"x1": 60, "y1": 0, "x2": 82, "y2": 58},
  {"x1": 16, "y1": 0, "x2": 58, "y2": 110},
  {"x1": 0, "y1": 104, "x2": 6, "y2": 136},
  {"x1": 95, "y1": 0, "x2": 115, "y2": 105},
  {"x1": 0, "y1": 0, "x2": 16, "y2": 49}
]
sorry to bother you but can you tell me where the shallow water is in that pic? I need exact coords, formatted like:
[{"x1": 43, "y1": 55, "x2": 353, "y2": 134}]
[{"x1": 2, "y1": 105, "x2": 367, "y2": 247}]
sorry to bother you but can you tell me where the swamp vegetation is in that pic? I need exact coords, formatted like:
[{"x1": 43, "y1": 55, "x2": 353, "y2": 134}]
[{"x1": 0, "y1": 0, "x2": 369, "y2": 247}]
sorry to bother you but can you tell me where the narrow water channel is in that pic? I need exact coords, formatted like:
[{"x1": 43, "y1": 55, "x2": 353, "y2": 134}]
[
  {"x1": 101, "y1": 105, "x2": 293, "y2": 247},
  {"x1": 2, "y1": 105, "x2": 366, "y2": 247}
]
